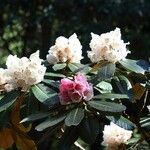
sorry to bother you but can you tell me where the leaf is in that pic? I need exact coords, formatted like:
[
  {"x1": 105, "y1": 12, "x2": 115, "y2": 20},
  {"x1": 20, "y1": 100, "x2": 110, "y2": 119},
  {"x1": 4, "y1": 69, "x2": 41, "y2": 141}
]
[
  {"x1": 106, "y1": 115, "x2": 135, "y2": 130},
  {"x1": 52, "y1": 63, "x2": 66, "y2": 71},
  {"x1": 119, "y1": 59, "x2": 150, "y2": 74},
  {"x1": 11, "y1": 94, "x2": 32, "y2": 133},
  {"x1": 58, "y1": 126, "x2": 79, "y2": 150},
  {"x1": 93, "y1": 93, "x2": 129, "y2": 100},
  {"x1": 35, "y1": 114, "x2": 66, "y2": 131},
  {"x1": 0, "y1": 90, "x2": 19, "y2": 112},
  {"x1": 15, "y1": 134, "x2": 37, "y2": 150},
  {"x1": 79, "y1": 116, "x2": 99, "y2": 144},
  {"x1": 140, "y1": 115, "x2": 150, "y2": 128},
  {"x1": 65, "y1": 108, "x2": 84, "y2": 126},
  {"x1": 10, "y1": 94, "x2": 37, "y2": 150},
  {"x1": 132, "y1": 83, "x2": 146, "y2": 100},
  {"x1": 111, "y1": 76, "x2": 133, "y2": 100},
  {"x1": 0, "y1": 128, "x2": 14, "y2": 149},
  {"x1": 97, "y1": 63, "x2": 116, "y2": 80},
  {"x1": 20, "y1": 112, "x2": 49, "y2": 123},
  {"x1": 45, "y1": 72, "x2": 65, "y2": 78},
  {"x1": 88, "y1": 101, "x2": 126, "y2": 112},
  {"x1": 92, "y1": 63, "x2": 116, "y2": 85},
  {"x1": 42, "y1": 79, "x2": 59, "y2": 88},
  {"x1": 31, "y1": 84, "x2": 59, "y2": 106},
  {"x1": 68, "y1": 63, "x2": 83, "y2": 72}
]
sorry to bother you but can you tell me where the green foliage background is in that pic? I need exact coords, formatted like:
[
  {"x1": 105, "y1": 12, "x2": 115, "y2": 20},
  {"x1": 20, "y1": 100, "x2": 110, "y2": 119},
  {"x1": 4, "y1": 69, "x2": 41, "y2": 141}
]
[{"x1": 0, "y1": 0, "x2": 150, "y2": 66}]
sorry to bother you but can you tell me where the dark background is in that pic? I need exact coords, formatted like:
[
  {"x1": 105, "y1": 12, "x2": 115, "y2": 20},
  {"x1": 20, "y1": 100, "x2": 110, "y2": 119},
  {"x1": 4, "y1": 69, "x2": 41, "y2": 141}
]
[{"x1": 0, "y1": 0, "x2": 150, "y2": 66}]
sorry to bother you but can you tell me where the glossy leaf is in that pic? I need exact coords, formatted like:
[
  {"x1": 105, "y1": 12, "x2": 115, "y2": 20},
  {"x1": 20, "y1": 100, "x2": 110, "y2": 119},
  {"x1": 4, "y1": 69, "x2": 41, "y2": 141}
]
[
  {"x1": 93, "y1": 93, "x2": 129, "y2": 99},
  {"x1": 35, "y1": 114, "x2": 66, "y2": 131},
  {"x1": 20, "y1": 112, "x2": 49, "y2": 123},
  {"x1": 106, "y1": 115, "x2": 135, "y2": 130},
  {"x1": 52, "y1": 63, "x2": 66, "y2": 71},
  {"x1": 45, "y1": 72, "x2": 65, "y2": 78},
  {"x1": 31, "y1": 84, "x2": 59, "y2": 105},
  {"x1": 0, "y1": 90, "x2": 19, "y2": 112},
  {"x1": 65, "y1": 108, "x2": 84, "y2": 126},
  {"x1": 97, "y1": 63, "x2": 116, "y2": 80},
  {"x1": 120, "y1": 59, "x2": 150, "y2": 74},
  {"x1": 88, "y1": 100, "x2": 126, "y2": 112}
]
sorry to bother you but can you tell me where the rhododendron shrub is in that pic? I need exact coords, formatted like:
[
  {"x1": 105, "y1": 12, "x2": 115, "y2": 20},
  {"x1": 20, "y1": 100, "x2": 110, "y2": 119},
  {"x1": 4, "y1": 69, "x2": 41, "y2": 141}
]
[{"x1": 0, "y1": 28, "x2": 150, "y2": 150}]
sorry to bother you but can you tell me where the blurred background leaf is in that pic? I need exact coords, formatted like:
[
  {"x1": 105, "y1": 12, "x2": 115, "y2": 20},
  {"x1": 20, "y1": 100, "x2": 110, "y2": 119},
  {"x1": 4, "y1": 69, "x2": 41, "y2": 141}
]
[{"x1": 0, "y1": 0, "x2": 150, "y2": 66}]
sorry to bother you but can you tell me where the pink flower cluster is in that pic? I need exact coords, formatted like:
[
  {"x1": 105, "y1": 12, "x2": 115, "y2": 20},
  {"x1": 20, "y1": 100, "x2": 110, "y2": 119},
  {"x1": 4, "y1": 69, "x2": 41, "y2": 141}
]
[{"x1": 59, "y1": 73, "x2": 93, "y2": 105}]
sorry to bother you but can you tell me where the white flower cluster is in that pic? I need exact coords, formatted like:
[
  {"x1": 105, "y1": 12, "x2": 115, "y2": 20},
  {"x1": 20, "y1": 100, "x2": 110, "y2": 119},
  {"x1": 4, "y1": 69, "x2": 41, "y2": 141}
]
[
  {"x1": 46, "y1": 33, "x2": 83, "y2": 64},
  {"x1": 88, "y1": 28, "x2": 130, "y2": 63},
  {"x1": 102, "y1": 122, "x2": 132, "y2": 150},
  {"x1": 0, "y1": 51, "x2": 46, "y2": 92}
]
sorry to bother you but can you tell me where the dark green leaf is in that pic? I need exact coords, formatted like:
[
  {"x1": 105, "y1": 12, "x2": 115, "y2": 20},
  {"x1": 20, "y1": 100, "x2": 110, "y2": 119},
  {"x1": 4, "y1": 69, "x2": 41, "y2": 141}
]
[
  {"x1": 65, "y1": 108, "x2": 84, "y2": 126},
  {"x1": 88, "y1": 101, "x2": 126, "y2": 112},
  {"x1": 42, "y1": 79, "x2": 59, "y2": 88},
  {"x1": 35, "y1": 114, "x2": 66, "y2": 131},
  {"x1": 93, "y1": 93, "x2": 129, "y2": 99},
  {"x1": 119, "y1": 59, "x2": 150, "y2": 74},
  {"x1": 97, "y1": 63, "x2": 116, "y2": 80},
  {"x1": 20, "y1": 112, "x2": 49, "y2": 123},
  {"x1": 45, "y1": 72, "x2": 66, "y2": 78},
  {"x1": 0, "y1": 90, "x2": 19, "y2": 112},
  {"x1": 52, "y1": 63, "x2": 66, "y2": 71},
  {"x1": 31, "y1": 84, "x2": 59, "y2": 106},
  {"x1": 106, "y1": 115, "x2": 135, "y2": 130},
  {"x1": 79, "y1": 116, "x2": 99, "y2": 144}
]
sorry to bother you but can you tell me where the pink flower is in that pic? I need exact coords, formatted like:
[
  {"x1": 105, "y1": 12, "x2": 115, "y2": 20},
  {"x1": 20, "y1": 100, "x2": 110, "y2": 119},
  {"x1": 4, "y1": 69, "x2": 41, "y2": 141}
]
[{"x1": 59, "y1": 73, "x2": 93, "y2": 105}]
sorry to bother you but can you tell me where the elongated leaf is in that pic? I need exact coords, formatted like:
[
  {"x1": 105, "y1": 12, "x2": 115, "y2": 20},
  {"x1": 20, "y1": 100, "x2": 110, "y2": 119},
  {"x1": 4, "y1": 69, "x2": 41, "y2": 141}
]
[
  {"x1": 52, "y1": 63, "x2": 66, "y2": 71},
  {"x1": 93, "y1": 93, "x2": 129, "y2": 99},
  {"x1": 45, "y1": 72, "x2": 65, "y2": 78},
  {"x1": 42, "y1": 79, "x2": 59, "y2": 88},
  {"x1": 97, "y1": 63, "x2": 116, "y2": 80},
  {"x1": 120, "y1": 59, "x2": 150, "y2": 74},
  {"x1": 106, "y1": 115, "x2": 135, "y2": 130},
  {"x1": 65, "y1": 108, "x2": 84, "y2": 126},
  {"x1": 140, "y1": 115, "x2": 150, "y2": 128},
  {"x1": 35, "y1": 114, "x2": 66, "y2": 131},
  {"x1": 0, "y1": 91, "x2": 19, "y2": 112},
  {"x1": 79, "y1": 117, "x2": 99, "y2": 144},
  {"x1": 92, "y1": 63, "x2": 116, "y2": 85},
  {"x1": 31, "y1": 84, "x2": 59, "y2": 106},
  {"x1": 68, "y1": 63, "x2": 84, "y2": 72},
  {"x1": 88, "y1": 101, "x2": 126, "y2": 112},
  {"x1": 20, "y1": 112, "x2": 49, "y2": 123}
]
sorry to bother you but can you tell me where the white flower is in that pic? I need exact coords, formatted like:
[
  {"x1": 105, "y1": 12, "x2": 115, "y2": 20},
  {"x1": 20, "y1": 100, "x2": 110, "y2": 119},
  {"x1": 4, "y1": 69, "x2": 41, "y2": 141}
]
[
  {"x1": 46, "y1": 33, "x2": 83, "y2": 64},
  {"x1": 0, "y1": 68, "x2": 7, "y2": 85},
  {"x1": 88, "y1": 28, "x2": 130, "y2": 63},
  {"x1": 102, "y1": 122, "x2": 132, "y2": 150},
  {"x1": 4, "y1": 50, "x2": 46, "y2": 92}
]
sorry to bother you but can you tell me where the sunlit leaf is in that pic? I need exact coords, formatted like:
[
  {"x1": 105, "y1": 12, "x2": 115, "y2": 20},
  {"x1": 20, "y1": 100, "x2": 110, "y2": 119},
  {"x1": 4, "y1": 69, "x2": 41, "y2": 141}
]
[
  {"x1": 65, "y1": 108, "x2": 84, "y2": 126},
  {"x1": 52, "y1": 63, "x2": 66, "y2": 71},
  {"x1": 45, "y1": 72, "x2": 65, "y2": 78},
  {"x1": 120, "y1": 59, "x2": 150, "y2": 74},
  {"x1": 88, "y1": 100, "x2": 126, "y2": 112},
  {"x1": 20, "y1": 112, "x2": 49, "y2": 123},
  {"x1": 35, "y1": 114, "x2": 66, "y2": 131},
  {"x1": 93, "y1": 93, "x2": 129, "y2": 100}
]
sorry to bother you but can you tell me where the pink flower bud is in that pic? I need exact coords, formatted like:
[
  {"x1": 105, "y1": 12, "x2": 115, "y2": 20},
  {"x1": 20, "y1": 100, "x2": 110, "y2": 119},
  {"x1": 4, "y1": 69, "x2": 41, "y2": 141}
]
[{"x1": 59, "y1": 73, "x2": 93, "y2": 105}]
